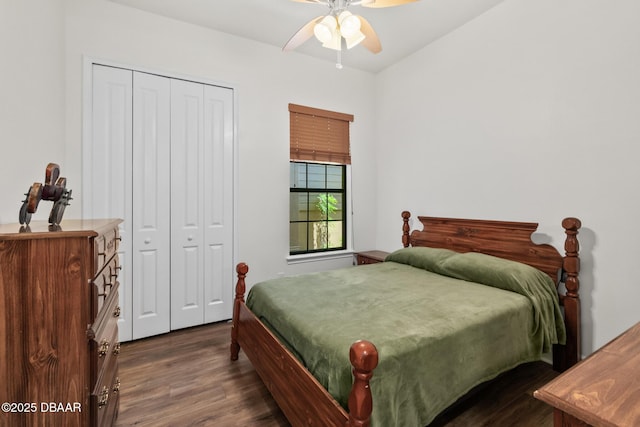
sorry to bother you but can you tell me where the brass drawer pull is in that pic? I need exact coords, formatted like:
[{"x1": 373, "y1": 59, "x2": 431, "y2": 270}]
[
  {"x1": 113, "y1": 342, "x2": 121, "y2": 355},
  {"x1": 113, "y1": 377, "x2": 120, "y2": 393},
  {"x1": 98, "y1": 339, "x2": 110, "y2": 357},
  {"x1": 98, "y1": 386, "x2": 109, "y2": 408},
  {"x1": 113, "y1": 305, "x2": 121, "y2": 318}
]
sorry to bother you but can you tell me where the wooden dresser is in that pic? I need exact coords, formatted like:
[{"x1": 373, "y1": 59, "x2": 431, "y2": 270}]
[
  {"x1": 0, "y1": 219, "x2": 122, "y2": 427},
  {"x1": 534, "y1": 321, "x2": 640, "y2": 427}
]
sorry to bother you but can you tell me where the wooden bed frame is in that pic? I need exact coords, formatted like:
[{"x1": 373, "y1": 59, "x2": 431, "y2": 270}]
[{"x1": 230, "y1": 211, "x2": 582, "y2": 427}]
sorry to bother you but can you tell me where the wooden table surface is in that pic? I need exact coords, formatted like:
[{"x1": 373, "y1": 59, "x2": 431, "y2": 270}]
[{"x1": 534, "y1": 321, "x2": 640, "y2": 427}]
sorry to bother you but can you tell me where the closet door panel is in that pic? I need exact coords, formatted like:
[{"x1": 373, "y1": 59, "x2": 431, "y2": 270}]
[
  {"x1": 173, "y1": 245, "x2": 202, "y2": 323},
  {"x1": 203, "y1": 85, "x2": 234, "y2": 323},
  {"x1": 131, "y1": 72, "x2": 171, "y2": 339},
  {"x1": 204, "y1": 243, "x2": 226, "y2": 321},
  {"x1": 88, "y1": 65, "x2": 133, "y2": 342},
  {"x1": 171, "y1": 79, "x2": 205, "y2": 330}
]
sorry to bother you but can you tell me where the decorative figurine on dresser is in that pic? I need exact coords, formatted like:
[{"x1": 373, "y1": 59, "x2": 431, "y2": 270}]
[
  {"x1": 19, "y1": 162, "x2": 73, "y2": 226},
  {"x1": 0, "y1": 217, "x2": 122, "y2": 426}
]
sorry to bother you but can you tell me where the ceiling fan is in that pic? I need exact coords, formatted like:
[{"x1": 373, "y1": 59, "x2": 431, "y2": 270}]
[{"x1": 283, "y1": 0, "x2": 418, "y2": 67}]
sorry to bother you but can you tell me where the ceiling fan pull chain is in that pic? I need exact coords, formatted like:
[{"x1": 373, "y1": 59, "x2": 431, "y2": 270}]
[{"x1": 336, "y1": 50, "x2": 343, "y2": 69}]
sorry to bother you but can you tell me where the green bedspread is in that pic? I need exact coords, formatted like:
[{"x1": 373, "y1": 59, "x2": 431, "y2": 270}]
[{"x1": 246, "y1": 248, "x2": 565, "y2": 426}]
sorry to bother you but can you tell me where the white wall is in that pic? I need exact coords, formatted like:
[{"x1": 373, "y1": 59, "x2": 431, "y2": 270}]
[
  {"x1": 375, "y1": 0, "x2": 640, "y2": 356},
  {"x1": 4, "y1": 0, "x2": 634, "y2": 357},
  {"x1": 0, "y1": 0, "x2": 66, "y2": 224},
  {"x1": 0, "y1": 1, "x2": 378, "y2": 285}
]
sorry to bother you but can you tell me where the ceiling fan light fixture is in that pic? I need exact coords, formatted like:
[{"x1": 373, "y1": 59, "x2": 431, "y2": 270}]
[
  {"x1": 344, "y1": 30, "x2": 366, "y2": 49},
  {"x1": 322, "y1": 30, "x2": 342, "y2": 51},
  {"x1": 337, "y1": 11, "x2": 361, "y2": 38},
  {"x1": 283, "y1": 0, "x2": 413, "y2": 62},
  {"x1": 313, "y1": 15, "x2": 337, "y2": 43}
]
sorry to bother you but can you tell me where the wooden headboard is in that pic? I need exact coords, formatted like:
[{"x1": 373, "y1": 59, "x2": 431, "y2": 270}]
[
  {"x1": 401, "y1": 211, "x2": 582, "y2": 371},
  {"x1": 401, "y1": 211, "x2": 580, "y2": 284}
]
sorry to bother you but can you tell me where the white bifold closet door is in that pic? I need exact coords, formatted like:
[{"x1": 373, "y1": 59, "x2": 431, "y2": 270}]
[
  {"x1": 170, "y1": 79, "x2": 235, "y2": 330},
  {"x1": 87, "y1": 64, "x2": 234, "y2": 341}
]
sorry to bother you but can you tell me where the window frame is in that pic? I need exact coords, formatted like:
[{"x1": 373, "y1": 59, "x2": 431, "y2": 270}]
[{"x1": 289, "y1": 161, "x2": 348, "y2": 256}]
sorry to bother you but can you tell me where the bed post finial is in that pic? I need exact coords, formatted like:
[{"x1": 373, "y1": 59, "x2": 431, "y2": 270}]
[
  {"x1": 347, "y1": 340, "x2": 378, "y2": 427},
  {"x1": 230, "y1": 262, "x2": 249, "y2": 361},
  {"x1": 402, "y1": 211, "x2": 411, "y2": 248},
  {"x1": 556, "y1": 217, "x2": 581, "y2": 371}
]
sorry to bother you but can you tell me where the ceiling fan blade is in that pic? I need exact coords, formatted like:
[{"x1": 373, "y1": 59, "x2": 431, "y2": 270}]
[
  {"x1": 358, "y1": 16, "x2": 382, "y2": 54},
  {"x1": 283, "y1": 16, "x2": 324, "y2": 52},
  {"x1": 361, "y1": 0, "x2": 418, "y2": 8}
]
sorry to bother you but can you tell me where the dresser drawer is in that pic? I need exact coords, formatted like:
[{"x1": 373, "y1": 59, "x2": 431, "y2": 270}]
[
  {"x1": 91, "y1": 352, "x2": 120, "y2": 427},
  {"x1": 94, "y1": 227, "x2": 120, "y2": 275},
  {"x1": 94, "y1": 282, "x2": 121, "y2": 331},
  {"x1": 92, "y1": 254, "x2": 120, "y2": 316},
  {"x1": 89, "y1": 288, "x2": 120, "y2": 383}
]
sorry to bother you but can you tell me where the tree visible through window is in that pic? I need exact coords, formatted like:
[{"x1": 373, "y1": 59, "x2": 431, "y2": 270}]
[{"x1": 290, "y1": 162, "x2": 346, "y2": 254}]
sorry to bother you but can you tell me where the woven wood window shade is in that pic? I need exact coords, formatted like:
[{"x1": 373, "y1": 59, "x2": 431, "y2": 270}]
[{"x1": 289, "y1": 103, "x2": 354, "y2": 165}]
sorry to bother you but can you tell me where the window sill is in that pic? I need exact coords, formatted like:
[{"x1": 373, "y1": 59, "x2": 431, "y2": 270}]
[{"x1": 287, "y1": 250, "x2": 354, "y2": 265}]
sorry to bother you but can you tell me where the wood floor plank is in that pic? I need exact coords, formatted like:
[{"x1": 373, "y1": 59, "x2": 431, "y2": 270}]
[
  {"x1": 115, "y1": 322, "x2": 289, "y2": 427},
  {"x1": 115, "y1": 322, "x2": 557, "y2": 426}
]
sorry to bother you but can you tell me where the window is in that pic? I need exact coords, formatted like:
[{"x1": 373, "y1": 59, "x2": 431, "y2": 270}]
[
  {"x1": 288, "y1": 104, "x2": 353, "y2": 255},
  {"x1": 290, "y1": 162, "x2": 346, "y2": 254}
]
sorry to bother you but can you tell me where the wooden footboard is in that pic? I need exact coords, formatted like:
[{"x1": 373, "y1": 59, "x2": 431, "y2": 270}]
[{"x1": 230, "y1": 263, "x2": 378, "y2": 427}]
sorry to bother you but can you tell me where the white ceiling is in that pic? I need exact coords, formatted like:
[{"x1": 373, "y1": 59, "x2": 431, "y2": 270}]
[{"x1": 109, "y1": 0, "x2": 505, "y2": 73}]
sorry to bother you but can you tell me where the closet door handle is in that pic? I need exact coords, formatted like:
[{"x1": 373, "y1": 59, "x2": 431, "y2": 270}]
[
  {"x1": 144, "y1": 238, "x2": 151, "y2": 244},
  {"x1": 187, "y1": 235, "x2": 193, "y2": 241}
]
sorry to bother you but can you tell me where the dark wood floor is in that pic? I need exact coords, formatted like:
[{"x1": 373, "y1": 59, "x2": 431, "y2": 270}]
[{"x1": 115, "y1": 322, "x2": 558, "y2": 427}]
